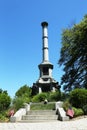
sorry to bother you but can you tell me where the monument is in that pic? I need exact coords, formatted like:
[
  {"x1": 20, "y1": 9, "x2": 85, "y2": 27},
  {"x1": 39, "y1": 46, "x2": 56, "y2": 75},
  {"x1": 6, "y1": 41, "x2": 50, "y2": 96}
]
[{"x1": 32, "y1": 22, "x2": 60, "y2": 95}]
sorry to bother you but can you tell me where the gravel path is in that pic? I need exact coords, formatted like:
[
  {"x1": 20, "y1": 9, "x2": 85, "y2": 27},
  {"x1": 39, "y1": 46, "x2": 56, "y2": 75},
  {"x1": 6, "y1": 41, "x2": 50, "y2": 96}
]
[{"x1": 0, "y1": 117, "x2": 87, "y2": 130}]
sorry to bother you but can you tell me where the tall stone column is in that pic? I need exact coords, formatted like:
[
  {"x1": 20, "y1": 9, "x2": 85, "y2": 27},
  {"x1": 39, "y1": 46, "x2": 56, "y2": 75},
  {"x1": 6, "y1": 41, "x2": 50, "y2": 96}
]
[{"x1": 41, "y1": 22, "x2": 49, "y2": 62}]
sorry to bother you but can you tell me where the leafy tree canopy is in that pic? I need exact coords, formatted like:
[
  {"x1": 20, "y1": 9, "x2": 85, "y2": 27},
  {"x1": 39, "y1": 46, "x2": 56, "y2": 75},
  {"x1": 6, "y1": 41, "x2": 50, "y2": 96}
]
[
  {"x1": 15, "y1": 84, "x2": 31, "y2": 97},
  {"x1": 58, "y1": 15, "x2": 87, "y2": 91}
]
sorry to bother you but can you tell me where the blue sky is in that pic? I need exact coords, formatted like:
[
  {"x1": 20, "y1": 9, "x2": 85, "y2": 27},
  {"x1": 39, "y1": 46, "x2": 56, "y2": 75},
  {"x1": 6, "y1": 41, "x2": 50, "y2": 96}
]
[{"x1": 0, "y1": 0, "x2": 87, "y2": 97}]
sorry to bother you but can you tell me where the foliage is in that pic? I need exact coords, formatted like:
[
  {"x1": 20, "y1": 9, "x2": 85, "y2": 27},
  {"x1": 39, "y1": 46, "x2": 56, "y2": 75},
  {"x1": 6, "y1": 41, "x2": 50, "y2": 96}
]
[
  {"x1": 12, "y1": 96, "x2": 30, "y2": 111},
  {"x1": 31, "y1": 93, "x2": 48, "y2": 102},
  {"x1": 73, "y1": 107, "x2": 84, "y2": 117},
  {"x1": 0, "y1": 89, "x2": 11, "y2": 122},
  {"x1": 61, "y1": 92, "x2": 69, "y2": 101},
  {"x1": 82, "y1": 105, "x2": 87, "y2": 115},
  {"x1": 69, "y1": 89, "x2": 87, "y2": 108},
  {"x1": 62, "y1": 100, "x2": 71, "y2": 111},
  {"x1": 12, "y1": 85, "x2": 32, "y2": 110},
  {"x1": 0, "y1": 89, "x2": 11, "y2": 111},
  {"x1": 0, "y1": 113, "x2": 9, "y2": 122},
  {"x1": 31, "y1": 91, "x2": 61, "y2": 103},
  {"x1": 31, "y1": 102, "x2": 55, "y2": 110},
  {"x1": 58, "y1": 15, "x2": 87, "y2": 91},
  {"x1": 48, "y1": 91, "x2": 61, "y2": 101},
  {"x1": 15, "y1": 84, "x2": 32, "y2": 98}
]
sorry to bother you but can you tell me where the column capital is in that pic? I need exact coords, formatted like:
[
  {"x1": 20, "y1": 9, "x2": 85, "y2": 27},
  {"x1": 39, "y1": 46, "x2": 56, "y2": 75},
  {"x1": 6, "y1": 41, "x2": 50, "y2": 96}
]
[{"x1": 41, "y1": 22, "x2": 48, "y2": 27}]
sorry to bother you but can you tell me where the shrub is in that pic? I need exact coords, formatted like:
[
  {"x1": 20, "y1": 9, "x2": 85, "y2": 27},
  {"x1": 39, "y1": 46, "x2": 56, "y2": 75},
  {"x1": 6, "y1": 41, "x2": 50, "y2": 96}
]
[
  {"x1": 0, "y1": 91, "x2": 11, "y2": 111},
  {"x1": 48, "y1": 91, "x2": 61, "y2": 102},
  {"x1": 12, "y1": 97, "x2": 25, "y2": 110},
  {"x1": 73, "y1": 107, "x2": 84, "y2": 117},
  {"x1": 62, "y1": 100, "x2": 71, "y2": 111},
  {"x1": 0, "y1": 111, "x2": 9, "y2": 122},
  {"x1": 32, "y1": 91, "x2": 61, "y2": 103},
  {"x1": 83, "y1": 105, "x2": 87, "y2": 115},
  {"x1": 12, "y1": 94, "x2": 31, "y2": 111},
  {"x1": 61, "y1": 92, "x2": 69, "y2": 101},
  {"x1": 32, "y1": 93, "x2": 48, "y2": 102},
  {"x1": 69, "y1": 89, "x2": 87, "y2": 108}
]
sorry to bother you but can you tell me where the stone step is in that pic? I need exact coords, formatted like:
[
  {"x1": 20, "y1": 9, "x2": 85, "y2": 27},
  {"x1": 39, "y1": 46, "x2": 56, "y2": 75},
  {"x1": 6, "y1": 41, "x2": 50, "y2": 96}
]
[
  {"x1": 22, "y1": 115, "x2": 58, "y2": 120},
  {"x1": 21, "y1": 110, "x2": 58, "y2": 123},
  {"x1": 19, "y1": 119, "x2": 59, "y2": 123},
  {"x1": 27, "y1": 110, "x2": 56, "y2": 115}
]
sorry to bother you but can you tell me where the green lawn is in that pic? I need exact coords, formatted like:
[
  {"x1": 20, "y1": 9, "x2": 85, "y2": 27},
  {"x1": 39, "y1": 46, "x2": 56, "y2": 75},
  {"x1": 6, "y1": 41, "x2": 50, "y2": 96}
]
[{"x1": 30, "y1": 102, "x2": 55, "y2": 110}]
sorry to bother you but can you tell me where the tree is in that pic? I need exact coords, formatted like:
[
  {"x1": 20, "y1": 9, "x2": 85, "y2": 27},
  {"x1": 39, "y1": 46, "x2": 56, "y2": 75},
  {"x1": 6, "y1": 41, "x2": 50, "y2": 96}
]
[
  {"x1": 15, "y1": 84, "x2": 31, "y2": 98},
  {"x1": 12, "y1": 85, "x2": 32, "y2": 110},
  {"x1": 0, "y1": 89, "x2": 11, "y2": 111},
  {"x1": 58, "y1": 15, "x2": 87, "y2": 91}
]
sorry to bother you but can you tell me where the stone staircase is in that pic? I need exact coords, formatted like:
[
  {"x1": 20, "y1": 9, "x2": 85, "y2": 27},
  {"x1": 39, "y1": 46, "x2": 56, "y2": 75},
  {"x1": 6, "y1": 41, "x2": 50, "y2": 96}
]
[
  {"x1": 20, "y1": 110, "x2": 58, "y2": 123},
  {"x1": 10, "y1": 101, "x2": 69, "y2": 122}
]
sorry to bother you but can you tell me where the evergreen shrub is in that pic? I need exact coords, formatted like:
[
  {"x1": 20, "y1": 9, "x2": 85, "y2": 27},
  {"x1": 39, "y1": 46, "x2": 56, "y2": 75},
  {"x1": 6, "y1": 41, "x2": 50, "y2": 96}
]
[
  {"x1": 48, "y1": 91, "x2": 61, "y2": 102},
  {"x1": 73, "y1": 107, "x2": 84, "y2": 117},
  {"x1": 31, "y1": 93, "x2": 48, "y2": 102},
  {"x1": 69, "y1": 89, "x2": 87, "y2": 108},
  {"x1": 83, "y1": 105, "x2": 87, "y2": 115},
  {"x1": 12, "y1": 97, "x2": 25, "y2": 110}
]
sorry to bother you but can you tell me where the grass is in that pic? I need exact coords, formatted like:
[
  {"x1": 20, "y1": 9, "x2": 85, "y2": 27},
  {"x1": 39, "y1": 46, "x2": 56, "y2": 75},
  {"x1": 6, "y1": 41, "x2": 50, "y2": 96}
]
[{"x1": 30, "y1": 102, "x2": 55, "y2": 110}]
